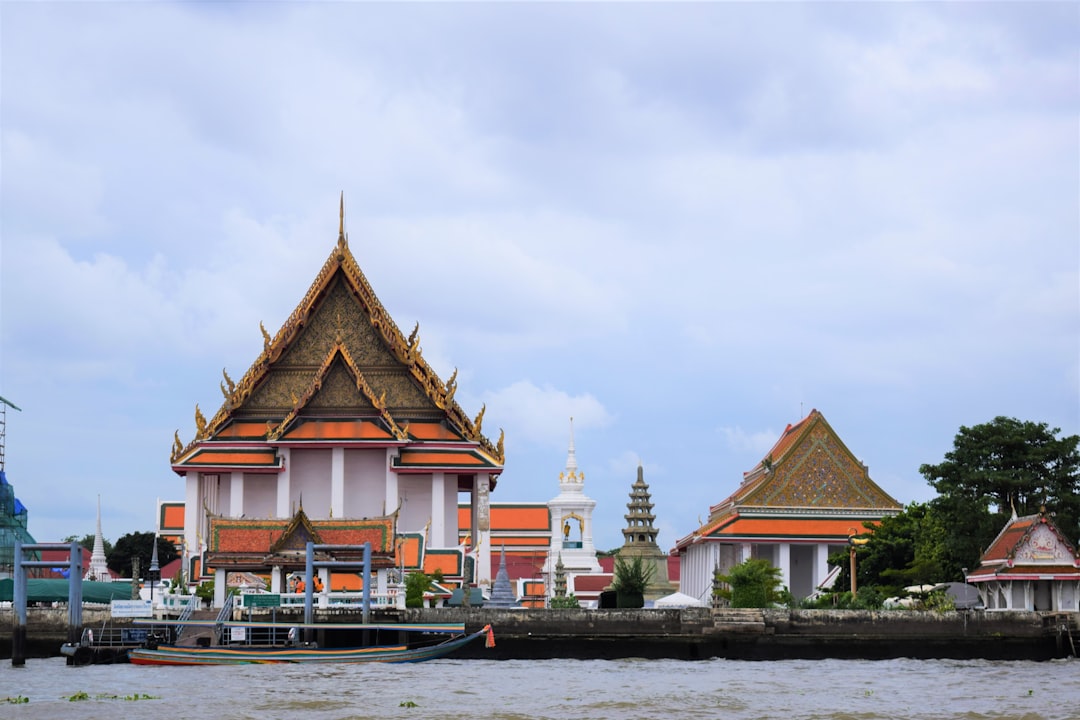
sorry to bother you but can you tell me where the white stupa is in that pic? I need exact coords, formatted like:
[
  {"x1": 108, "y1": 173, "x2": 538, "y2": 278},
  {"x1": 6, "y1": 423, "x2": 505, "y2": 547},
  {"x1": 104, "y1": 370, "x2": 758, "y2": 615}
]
[
  {"x1": 542, "y1": 419, "x2": 602, "y2": 581},
  {"x1": 84, "y1": 495, "x2": 111, "y2": 581}
]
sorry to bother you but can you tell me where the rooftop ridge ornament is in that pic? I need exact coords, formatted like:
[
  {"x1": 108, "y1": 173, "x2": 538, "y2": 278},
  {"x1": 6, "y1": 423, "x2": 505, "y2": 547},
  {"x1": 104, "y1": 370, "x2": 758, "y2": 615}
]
[{"x1": 338, "y1": 191, "x2": 347, "y2": 248}]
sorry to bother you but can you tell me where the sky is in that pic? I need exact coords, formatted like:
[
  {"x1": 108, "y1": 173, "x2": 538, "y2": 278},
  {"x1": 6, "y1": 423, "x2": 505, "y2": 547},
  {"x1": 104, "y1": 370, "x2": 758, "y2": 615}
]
[{"x1": 1, "y1": 2, "x2": 1077, "y2": 553}]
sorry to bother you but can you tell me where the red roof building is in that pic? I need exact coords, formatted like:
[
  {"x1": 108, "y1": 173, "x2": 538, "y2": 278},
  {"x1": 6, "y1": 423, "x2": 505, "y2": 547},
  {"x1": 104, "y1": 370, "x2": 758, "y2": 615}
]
[{"x1": 966, "y1": 507, "x2": 1080, "y2": 611}]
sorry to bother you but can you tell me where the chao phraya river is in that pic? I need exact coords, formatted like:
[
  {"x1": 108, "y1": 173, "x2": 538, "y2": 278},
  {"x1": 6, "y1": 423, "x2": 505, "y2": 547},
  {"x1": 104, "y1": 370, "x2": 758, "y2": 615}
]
[{"x1": 1, "y1": 656, "x2": 1076, "y2": 720}]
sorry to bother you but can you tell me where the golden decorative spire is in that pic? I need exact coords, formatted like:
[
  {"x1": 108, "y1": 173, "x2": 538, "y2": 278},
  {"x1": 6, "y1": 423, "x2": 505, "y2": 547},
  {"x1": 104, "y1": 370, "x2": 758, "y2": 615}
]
[{"x1": 338, "y1": 191, "x2": 346, "y2": 247}]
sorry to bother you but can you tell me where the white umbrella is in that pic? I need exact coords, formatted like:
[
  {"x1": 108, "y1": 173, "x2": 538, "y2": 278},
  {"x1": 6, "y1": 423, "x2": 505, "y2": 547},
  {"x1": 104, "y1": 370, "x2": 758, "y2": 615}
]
[{"x1": 654, "y1": 592, "x2": 704, "y2": 608}]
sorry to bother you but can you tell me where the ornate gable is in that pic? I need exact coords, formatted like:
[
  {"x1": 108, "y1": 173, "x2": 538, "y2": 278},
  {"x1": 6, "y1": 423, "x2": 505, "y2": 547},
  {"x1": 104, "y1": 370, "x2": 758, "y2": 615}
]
[
  {"x1": 976, "y1": 509, "x2": 1079, "y2": 572},
  {"x1": 268, "y1": 508, "x2": 323, "y2": 554},
  {"x1": 171, "y1": 199, "x2": 504, "y2": 468},
  {"x1": 739, "y1": 410, "x2": 899, "y2": 510}
]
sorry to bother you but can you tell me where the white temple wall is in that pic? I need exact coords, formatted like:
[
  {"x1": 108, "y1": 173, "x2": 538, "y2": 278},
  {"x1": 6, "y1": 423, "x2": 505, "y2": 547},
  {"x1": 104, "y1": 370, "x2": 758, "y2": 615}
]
[
  {"x1": 343, "y1": 449, "x2": 387, "y2": 518},
  {"x1": 397, "y1": 475, "x2": 433, "y2": 535},
  {"x1": 290, "y1": 449, "x2": 332, "y2": 519},
  {"x1": 242, "y1": 473, "x2": 276, "y2": 518},
  {"x1": 437, "y1": 475, "x2": 457, "y2": 548}
]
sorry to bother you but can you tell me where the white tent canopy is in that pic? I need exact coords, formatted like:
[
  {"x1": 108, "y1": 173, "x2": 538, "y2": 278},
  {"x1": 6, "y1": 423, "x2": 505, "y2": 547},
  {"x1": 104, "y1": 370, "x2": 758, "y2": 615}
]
[{"x1": 654, "y1": 591, "x2": 704, "y2": 608}]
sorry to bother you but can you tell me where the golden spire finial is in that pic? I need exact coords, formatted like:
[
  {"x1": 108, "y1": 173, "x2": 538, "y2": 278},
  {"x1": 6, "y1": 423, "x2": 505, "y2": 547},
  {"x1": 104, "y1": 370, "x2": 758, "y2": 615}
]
[{"x1": 338, "y1": 191, "x2": 346, "y2": 246}]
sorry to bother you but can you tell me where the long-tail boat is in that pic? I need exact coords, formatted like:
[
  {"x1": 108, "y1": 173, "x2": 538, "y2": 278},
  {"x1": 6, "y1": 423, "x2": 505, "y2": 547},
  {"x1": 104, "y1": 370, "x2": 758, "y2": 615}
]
[{"x1": 128, "y1": 621, "x2": 493, "y2": 666}]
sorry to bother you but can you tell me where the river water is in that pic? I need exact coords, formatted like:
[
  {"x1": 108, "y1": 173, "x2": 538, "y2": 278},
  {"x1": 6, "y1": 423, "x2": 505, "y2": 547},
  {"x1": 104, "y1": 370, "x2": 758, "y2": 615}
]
[{"x1": 0, "y1": 656, "x2": 1076, "y2": 720}]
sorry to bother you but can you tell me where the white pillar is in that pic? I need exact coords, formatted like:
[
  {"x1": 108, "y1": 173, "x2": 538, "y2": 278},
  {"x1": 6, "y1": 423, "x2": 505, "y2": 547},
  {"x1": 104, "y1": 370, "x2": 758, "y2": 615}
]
[
  {"x1": 331, "y1": 447, "x2": 345, "y2": 518},
  {"x1": 778, "y1": 543, "x2": 791, "y2": 592},
  {"x1": 214, "y1": 567, "x2": 227, "y2": 609},
  {"x1": 476, "y1": 473, "x2": 492, "y2": 585},
  {"x1": 277, "y1": 448, "x2": 291, "y2": 517},
  {"x1": 384, "y1": 448, "x2": 399, "y2": 516},
  {"x1": 270, "y1": 565, "x2": 282, "y2": 593},
  {"x1": 431, "y1": 472, "x2": 446, "y2": 547},
  {"x1": 816, "y1": 543, "x2": 830, "y2": 590},
  {"x1": 184, "y1": 472, "x2": 200, "y2": 570},
  {"x1": 229, "y1": 472, "x2": 244, "y2": 517}
]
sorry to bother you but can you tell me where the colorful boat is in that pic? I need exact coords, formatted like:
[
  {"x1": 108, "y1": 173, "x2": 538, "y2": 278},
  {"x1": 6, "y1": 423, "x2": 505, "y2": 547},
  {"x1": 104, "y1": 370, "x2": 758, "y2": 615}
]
[{"x1": 128, "y1": 623, "x2": 493, "y2": 666}]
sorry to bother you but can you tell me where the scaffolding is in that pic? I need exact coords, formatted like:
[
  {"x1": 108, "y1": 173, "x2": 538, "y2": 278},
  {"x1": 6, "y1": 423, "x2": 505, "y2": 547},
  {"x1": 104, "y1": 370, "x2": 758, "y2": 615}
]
[{"x1": 0, "y1": 395, "x2": 36, "y2": 574}]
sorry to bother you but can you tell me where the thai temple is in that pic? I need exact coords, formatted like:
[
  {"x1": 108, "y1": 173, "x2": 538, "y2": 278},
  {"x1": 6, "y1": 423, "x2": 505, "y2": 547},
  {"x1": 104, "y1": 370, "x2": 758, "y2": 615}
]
[
  {"x1": 675, "y1": 409, "x2": 902, "y2": 603},
  {"x1": 967, "y1": 506, "x2": 1080, "y2": 611},
  {"x1": 169, "y1": 199, "x2": 504, "y2": 605}
]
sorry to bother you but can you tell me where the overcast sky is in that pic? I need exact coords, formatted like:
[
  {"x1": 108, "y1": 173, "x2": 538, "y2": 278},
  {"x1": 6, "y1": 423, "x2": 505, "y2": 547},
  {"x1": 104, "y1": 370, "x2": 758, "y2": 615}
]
[{"x1": 2, "y1": 3, "x2": 1077, "y2": 551}]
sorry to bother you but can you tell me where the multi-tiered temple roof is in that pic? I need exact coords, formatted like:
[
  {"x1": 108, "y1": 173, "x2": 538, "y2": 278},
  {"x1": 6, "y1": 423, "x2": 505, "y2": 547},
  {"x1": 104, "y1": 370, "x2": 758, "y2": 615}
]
[{"x1": 170, "y1": 198, "x2": 504, "y2": 483}]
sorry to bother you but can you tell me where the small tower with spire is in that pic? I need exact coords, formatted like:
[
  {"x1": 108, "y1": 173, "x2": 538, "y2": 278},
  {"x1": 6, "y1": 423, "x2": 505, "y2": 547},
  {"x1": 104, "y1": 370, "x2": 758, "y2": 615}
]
[
  {"x1": 84, "y1": 495, "x2": 110, "y2": 581},
  {"x1": 616, "y1": 462, "x2": 676, "y2": 600},
  {"x1": 542, "y1": 419, "x2": 602, "y2": 591}
]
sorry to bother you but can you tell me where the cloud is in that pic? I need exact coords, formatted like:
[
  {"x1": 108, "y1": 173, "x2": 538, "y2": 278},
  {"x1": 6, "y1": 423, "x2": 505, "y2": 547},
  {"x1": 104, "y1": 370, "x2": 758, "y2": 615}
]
[
  {"x1": 478, "y1": 381, "x2": 614, "y2": 454},
  {"x1": 718, "y1": 426, "x2": 778, "y2": 457}
]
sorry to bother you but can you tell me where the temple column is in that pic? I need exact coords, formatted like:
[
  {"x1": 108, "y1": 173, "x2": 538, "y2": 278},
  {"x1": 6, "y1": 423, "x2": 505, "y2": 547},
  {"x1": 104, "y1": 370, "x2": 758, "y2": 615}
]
[
  {"x1": 184, "y1": 472, "x2": 200, "y2": 569},
  {"x1": 270, "y1": 565, "x2": 282, "y2": 593},
  {"x1": 738, "y1": 543, "x2": 751, "y2": 563},
  {"x1": 384, "y1": 448, "x2": 399, "y2": 516},
  {"x1": 476, "y1": 473, "x2": 492, "y2": 585},
  {"x1": 276, "y1": 448, "x2": 291, "y2": 517},
  {"x1": 816, "y1": 543, "x2": 830, "y2": 590},
  {"x1": 229, "y1": 472, "x2": 244, "y2": 517},
  {"x1": 331, "y1": 447, "x2": 345, "y2": 518},
  {"x1": 777, "y1": 543, "x2": 791, "y2": 592},
  {"x1": 431, "y1": 472, "x2": 446, "y2": 547},
  {"x1": 214, "y1": 567, "x2": 227, "y2": 608}
]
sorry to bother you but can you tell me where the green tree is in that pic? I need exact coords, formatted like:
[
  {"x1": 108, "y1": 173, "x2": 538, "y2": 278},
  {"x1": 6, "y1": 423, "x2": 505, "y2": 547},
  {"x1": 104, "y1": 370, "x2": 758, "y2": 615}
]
[
  {"x1": 107, "y1": 533, "x2": 179, "y2": 577},
  {"x1": 831, "y1": 503, "x2": 950, "y2": 595},
  {"x1": 716, "y1": 558, "x2": 787, "y2": 608},
  {"x1": 404, "y1": 571, "x2": 430, "y2": 608},
  {"x1": 919, "y1": 417, "x2": 1080, "y2": 575}
]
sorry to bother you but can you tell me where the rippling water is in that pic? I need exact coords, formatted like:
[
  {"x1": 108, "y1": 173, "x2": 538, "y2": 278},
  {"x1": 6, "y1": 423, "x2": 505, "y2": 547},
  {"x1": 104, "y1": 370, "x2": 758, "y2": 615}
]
[{"x1": 1, "y1": 656, "x2": 1076, "y2": 720}]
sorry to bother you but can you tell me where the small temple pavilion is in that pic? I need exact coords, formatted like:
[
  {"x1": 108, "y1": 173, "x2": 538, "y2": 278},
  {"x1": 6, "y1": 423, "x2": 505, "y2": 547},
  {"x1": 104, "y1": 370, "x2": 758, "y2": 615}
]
[
  {"x1": 170, "y1": 199, "x2": 504, "y2": 605},
  {"x1": 967, "y1": 507, "x2": 1080, "y2": 611},
  {"x1": 675, "y1": 409, "x2": 901, "y2": 603}
]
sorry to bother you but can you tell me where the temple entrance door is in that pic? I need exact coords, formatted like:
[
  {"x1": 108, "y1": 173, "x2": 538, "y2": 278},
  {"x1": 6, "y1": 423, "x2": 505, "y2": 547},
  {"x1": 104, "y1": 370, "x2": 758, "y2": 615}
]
[{"x1": 1033, "y1": 580, "x2": 1052, "y2": 611}]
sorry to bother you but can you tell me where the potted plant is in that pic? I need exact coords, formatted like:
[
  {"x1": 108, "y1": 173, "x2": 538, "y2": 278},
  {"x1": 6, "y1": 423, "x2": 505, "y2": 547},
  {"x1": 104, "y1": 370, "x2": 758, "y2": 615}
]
[{"x1": 611, "y1": 555, "x2": 655, "y2": 608}]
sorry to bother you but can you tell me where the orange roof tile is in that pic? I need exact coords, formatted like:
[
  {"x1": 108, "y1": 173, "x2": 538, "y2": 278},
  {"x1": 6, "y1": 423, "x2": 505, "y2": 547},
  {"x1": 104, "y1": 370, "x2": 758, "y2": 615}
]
[
  {"x1": 395, "y1": 449, "x2": 492, "y2": 469},
  {"x1": 160, "y1": 503, "x2": 185, "y2": 531},
  {"x1": 213, "y1": 422, "x2": 273, "y2": 440},
  {"x1": 407, "y1": 422, "x2": 466, "y2": 442},
  {"x1": 282, "y1": 419, "x2": 393, "y2": 442},
  {"x1": 459, "y1": 504, "x2": 550, "y2": 531},
  {"x1": 182, "y1": 449, "x2": 280, "y2": 468},
  {"x1": 705, "y1": 516, "x2": 878, "y2": 540}
]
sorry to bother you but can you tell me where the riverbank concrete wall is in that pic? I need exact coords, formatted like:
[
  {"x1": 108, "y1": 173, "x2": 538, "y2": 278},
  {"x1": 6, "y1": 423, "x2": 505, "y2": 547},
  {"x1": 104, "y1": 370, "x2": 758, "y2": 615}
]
[{"x1": 2, "y1": 606, "x2": 1075, "y2": 661}]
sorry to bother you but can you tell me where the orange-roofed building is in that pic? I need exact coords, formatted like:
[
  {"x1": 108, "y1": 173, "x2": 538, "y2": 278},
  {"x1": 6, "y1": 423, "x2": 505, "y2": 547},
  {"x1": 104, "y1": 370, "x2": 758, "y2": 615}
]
[
  {"x1": 675, "y1": 409, "x2": 901, "y2": 602},
  {"x1": 966, "y1": 507, "x2": 1079, "y2": 611},
  {"x1": 169, "y1": 200, "x2": 503, "y2": 606}
]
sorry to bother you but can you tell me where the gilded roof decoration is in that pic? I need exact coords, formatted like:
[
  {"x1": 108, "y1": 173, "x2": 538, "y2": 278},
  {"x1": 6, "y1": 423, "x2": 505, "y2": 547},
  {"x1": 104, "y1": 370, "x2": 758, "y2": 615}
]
[
  {"x1": 171, "y1": 204, "x2": 504, "y2": 467},
  {"x1": 678, "y1": 410, "x2": 900, "y2": 547}
]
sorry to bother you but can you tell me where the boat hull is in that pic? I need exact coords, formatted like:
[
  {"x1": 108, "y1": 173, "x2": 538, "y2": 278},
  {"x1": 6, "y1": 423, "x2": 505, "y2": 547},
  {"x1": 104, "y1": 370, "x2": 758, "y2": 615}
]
[{"x1": 129, "y1": 627, "x2": 490, "y2": 666}]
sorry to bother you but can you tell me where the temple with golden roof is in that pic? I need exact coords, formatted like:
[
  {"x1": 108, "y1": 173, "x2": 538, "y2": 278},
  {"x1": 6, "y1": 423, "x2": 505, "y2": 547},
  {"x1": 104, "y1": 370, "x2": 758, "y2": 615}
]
[
  {"x1": 675, "y1": 409, "x2": 901, "y2": 603},
  {"x1": 170, "y1": 198, "x2": 503, "y2": 605}
]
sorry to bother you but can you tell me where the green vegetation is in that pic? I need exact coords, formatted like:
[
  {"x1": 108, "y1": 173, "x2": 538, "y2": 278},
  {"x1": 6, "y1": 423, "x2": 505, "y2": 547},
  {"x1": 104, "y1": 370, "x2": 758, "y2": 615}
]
[
  {"x1": 715, "y1": 559, "x2": 789, "y2": 608},
  {"x1": 549, "y1": 594, "x2": 581, "y2": 609},
  {"x1": 611, "y1": 555, "x2": 655, "y2": 608},
  {"x1": 2, "y1": 696, "x2": 29, "y2": 704},
  {"x1": 404, "y1": 571, "x2": 431, "y2": 608},
  {"x1": 818, "y1": 417, "x2": 1078, "y2": 607},
  {"x1": 107, "y1": 532, "x2": 180, "y2": 577}
]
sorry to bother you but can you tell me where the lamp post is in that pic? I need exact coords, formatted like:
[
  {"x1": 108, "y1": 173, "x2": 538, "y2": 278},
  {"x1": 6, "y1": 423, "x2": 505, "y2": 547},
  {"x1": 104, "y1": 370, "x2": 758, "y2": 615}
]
[
  {"x1": 149, "y1": 535, "x2": 160, "y2": 612},
  {"x1": 847, "y1": 528, "x2": 868, "y2": 597}
]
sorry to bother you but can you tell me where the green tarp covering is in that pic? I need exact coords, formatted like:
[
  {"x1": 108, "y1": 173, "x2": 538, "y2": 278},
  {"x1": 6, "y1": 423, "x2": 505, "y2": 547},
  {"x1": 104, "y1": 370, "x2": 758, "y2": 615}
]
[{"x1": 0, "y1": 578, "x2": 135, "y2": 604}]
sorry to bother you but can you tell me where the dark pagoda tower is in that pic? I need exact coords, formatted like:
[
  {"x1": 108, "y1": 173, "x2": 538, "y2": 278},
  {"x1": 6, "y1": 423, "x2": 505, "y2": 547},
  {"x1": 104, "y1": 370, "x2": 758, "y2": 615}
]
[{"x1": 617, "y1": 463, "x2": 676, "y2": 600}]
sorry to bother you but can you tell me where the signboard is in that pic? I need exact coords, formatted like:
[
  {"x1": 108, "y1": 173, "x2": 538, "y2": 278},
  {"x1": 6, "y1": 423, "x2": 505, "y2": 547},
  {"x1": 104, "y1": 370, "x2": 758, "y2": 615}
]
[
  {"x1": 231, "y1": 627, "x2": 247, "y2": 642},
  {"x1": 111, "y1": 599, "x2": 152, "y2": 618},
  {"x1": 242, "y1": 593, "x2": 281, "y2": 608}
]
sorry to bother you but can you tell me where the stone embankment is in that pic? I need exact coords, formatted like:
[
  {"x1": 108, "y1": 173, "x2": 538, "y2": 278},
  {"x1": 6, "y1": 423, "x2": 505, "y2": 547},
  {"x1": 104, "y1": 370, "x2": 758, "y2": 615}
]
[{"x1": 2, "y1": 606, "x2": 1076, "y2": 661}]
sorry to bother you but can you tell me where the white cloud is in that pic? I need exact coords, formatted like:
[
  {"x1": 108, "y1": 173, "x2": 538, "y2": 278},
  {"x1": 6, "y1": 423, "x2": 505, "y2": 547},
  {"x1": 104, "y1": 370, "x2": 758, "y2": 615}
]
[{"x1": 718, "y1": 426, "x2": 778, "y2": 457}]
